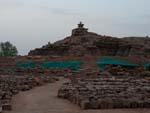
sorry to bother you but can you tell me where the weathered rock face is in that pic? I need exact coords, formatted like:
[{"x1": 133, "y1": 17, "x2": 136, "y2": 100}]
[
  {"x1": 28, "y1": 23, "x2": 150, "y2": 57},
  {"x1": 123, "y1": 37, "x2": 150, "y2": 56},
  {"x1": 29, "y1": 48, "x2": 68, "y2": 56}
]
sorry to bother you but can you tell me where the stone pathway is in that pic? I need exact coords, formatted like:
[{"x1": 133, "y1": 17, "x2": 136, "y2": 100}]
[
  {"x1": 5, "y1": 78, "x2": 150, "y2": 113},
  {"x1": 84, "y1": 56, "x2": 99, "y2": 71}
]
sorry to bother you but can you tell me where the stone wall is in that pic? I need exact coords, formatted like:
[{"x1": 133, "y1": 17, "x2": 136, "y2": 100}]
[{"x1": 58, "y1": 77, "x2": 150, "y2": 109}]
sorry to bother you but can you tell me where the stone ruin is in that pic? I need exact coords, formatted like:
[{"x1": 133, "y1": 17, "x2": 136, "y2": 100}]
[
  {"x1": 72, "y1": 22, "x2": 88, "y2": 36},
  {"x1": 58, "y1": 76, "x2": 150, "y2": 109},
  {"x1": 0, "y1": 57, "x2": 15, "y2": 68},
  {"x1": 0, "y1": 73, "x2": 60, "y2": 112}
]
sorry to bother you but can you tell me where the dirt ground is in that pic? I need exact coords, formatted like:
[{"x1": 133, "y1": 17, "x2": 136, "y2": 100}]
[{"x1": 5, "y1": 78, "x2": 150, "y2": 113}]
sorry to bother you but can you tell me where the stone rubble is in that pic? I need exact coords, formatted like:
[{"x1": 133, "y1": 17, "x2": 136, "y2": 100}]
[
  {"x1": 0, "y1": 74, "x2": 59, "y2": 112},
  {"x1": 58, "y1": 76, "x2": 150, "y2": 109},
  {"x1": 29, "y1": 23, "x2": 150, "y2": 57}
]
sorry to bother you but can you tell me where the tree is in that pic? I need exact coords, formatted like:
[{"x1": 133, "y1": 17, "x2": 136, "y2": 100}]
[{"x1": 0, "y1": 41, "x2": 18, "y2": 57}]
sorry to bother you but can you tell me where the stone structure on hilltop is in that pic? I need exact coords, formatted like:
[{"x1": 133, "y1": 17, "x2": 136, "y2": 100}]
[
  {"x1": 72, "y1": 22, "x2": 88, "y2": 36},
  {"x1": 28, "y1": 22, "x2": 150, "y2": 57}
]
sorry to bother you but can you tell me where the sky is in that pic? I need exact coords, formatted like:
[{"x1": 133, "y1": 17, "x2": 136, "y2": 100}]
[{"x1": 0, "y1": 0, "x2": 150, "y2": 55}]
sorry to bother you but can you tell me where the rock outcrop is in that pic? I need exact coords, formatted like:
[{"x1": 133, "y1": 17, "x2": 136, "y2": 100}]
[{"x1": 28, "y1": 22, "x2": 150, "y2": 57}]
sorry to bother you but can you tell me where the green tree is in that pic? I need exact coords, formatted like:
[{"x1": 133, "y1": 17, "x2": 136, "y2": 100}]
[{"x1": 0, "y1": 41, "x2": 18, "y2": 57}]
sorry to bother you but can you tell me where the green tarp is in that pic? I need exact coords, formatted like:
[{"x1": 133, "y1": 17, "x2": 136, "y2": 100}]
[
  {"x1": 17, "y1": 60, "x2": 83, "y2": 71},
  {"x1": 145, "y1": 64, "x2": 150, "y2": 70},
  {"x1": 97, "y1": 57, "x2": 139, "y2": 70},
  {"x1": 16, "y1": 61, "x2": 36, "y2": 69},
  {"x1": 41, "y1": 61, "x2": 83, "y2": 70}
]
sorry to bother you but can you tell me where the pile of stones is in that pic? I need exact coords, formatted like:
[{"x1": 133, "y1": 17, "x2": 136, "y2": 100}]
[
  {"x1": 15, "y1": 68, "x2": 70, "y2": 77},
  {"x1": 0, "y1": 57, "x2": 15, "y2": 68},
  {"x1": 105, "y1": 65, "x2": 146, "y2": 77},
  {"x1": 58, "y1": 76, "x2": 150, "y2": 109},
  {"x1": 0, "y1": 74, "x2": 59, "y2": 112}
]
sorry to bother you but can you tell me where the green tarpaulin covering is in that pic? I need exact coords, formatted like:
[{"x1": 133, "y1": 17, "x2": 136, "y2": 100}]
[
  {"x1": 41, "y1": 61, "x2": 83, "y2": 71},
  {"x1": 17, "y1": 60, "x2": 83, "y2": 70},
  {"x1": 16, "y1": 61, "x2": 36, "y2": 69},
  {"x1": 145, "y1": 64, "x2": 150, "y2": 70},
  {"x1": 97, "y1": 57, "x2": 139, "y2": 70}
]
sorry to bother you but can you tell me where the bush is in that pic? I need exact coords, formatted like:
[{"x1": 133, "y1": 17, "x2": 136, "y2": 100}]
[{"x1": 0, "y1": 41, "x2": 18, "y2": 57}]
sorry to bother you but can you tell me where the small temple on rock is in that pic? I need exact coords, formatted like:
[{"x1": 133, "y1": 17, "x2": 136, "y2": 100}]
[{"x1": 72, "y1": 22, "x2": 88, "y2": 36}]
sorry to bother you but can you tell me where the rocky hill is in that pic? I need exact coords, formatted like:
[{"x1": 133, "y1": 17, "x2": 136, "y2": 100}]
[{"x1": 28, "y1": 22, "x2": 150, "y2": 57}]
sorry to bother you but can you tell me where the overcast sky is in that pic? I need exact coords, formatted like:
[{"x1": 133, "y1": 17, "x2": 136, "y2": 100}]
[{"x1": 0, "y1": 0, "x2": 150, "y2": 55}]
